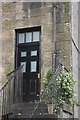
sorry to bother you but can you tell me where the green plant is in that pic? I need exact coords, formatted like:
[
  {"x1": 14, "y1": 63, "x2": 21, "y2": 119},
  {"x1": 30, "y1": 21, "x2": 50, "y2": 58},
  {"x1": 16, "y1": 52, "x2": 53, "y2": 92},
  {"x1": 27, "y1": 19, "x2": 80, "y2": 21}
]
[
  {"x1": 43, "y1": 69, "x2": 53, "y2": 86},
  {"x1": 42, "y1": 69, "x2": 54, "y2": 103},
  {"x1": 42, "y1": 66, "x2": 80, "y2": 112},
  {"x1": 56, "y1": 66, "x2": 76, "y2": 105}
]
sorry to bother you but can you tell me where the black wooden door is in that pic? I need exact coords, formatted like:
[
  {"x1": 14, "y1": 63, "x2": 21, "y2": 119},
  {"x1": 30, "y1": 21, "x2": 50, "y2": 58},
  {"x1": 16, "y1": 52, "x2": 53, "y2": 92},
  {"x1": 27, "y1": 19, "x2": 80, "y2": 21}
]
[{"x1": 15, "y1": 27, "x2": 41, "y2": 102}]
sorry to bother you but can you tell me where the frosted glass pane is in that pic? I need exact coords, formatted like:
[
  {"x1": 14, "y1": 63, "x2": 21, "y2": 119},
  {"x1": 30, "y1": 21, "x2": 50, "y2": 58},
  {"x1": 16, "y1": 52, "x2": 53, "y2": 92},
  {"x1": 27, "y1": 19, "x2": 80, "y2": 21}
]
[
  {"x1": 31, "y1": 61, "x2": 37, "y2": 72},
  {"x1": 31, "y1": 50, "x2": 37, "y2": 56},
  {"x1": 21, "y1": 62, "x2": 26, "y2": 73},
  {"x1": 33, "y1": 31, "x2": 39, "y2": 42},
  {"x1": 26, "y1": 32, "x2": 32, "y2": 43},
  {"x1": 21, "y1": 52, "x2": 27, "y2": 57},
  {"x1": 19, "y1": 33, "x2": 25, "y2": 43}
]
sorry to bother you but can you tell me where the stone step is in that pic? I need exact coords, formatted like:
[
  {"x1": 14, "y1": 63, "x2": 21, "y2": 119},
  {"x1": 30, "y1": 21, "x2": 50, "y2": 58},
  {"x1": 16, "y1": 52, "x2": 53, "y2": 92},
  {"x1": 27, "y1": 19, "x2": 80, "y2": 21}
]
[
  {"x1": 6, "y1": 102, "x2": 48, "y2": 119},
  {"x1": 9, "y1": 113, "x2": 58, "y2": 119}
]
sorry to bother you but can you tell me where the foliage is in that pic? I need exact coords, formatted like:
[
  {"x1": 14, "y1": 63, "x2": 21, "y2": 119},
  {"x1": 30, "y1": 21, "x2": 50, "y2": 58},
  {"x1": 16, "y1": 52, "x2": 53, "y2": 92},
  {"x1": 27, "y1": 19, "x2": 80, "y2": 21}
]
[
  {"x1": 42, "y1": 66, "x2": 79, "y2": 111},
  {"x1": 56, "y1": 66, "x2": 75, "y2": 105},
  {"x1": 46, "y1": 69, "x2": 53, "y2": 80},
  {"x1": 43, "y1": 69, "x2": 53, "y2": 86}
]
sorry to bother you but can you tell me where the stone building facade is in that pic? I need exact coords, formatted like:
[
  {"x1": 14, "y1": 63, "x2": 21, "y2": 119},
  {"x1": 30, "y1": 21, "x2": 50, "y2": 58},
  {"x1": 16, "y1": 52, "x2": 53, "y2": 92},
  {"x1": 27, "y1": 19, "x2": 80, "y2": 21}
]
[
  {"x1": 2, "y1": 2, "x2": 71, "y2": 86},
  {"x1": 0, "y1": 1, "x2": 79, "y2": 119}
]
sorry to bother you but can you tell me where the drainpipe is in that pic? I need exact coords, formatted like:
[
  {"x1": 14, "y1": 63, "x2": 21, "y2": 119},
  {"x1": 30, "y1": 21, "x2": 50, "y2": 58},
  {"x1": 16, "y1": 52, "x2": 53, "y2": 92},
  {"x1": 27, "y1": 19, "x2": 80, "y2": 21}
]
[{"x1": 53, "y1": 4, "x2": 57, "y2": 71}]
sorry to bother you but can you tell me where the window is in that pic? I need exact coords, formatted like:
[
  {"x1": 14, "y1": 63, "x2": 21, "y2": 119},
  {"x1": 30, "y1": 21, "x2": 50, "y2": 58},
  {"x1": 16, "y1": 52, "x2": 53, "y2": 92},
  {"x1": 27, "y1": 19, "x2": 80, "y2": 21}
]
[
  {"x1": 21, "y1": 52, "x2": 27, "y2": 57},
  {"x1": 19, "y1": 33, "x2": 25, "y2": 43},
  {"x1": 21, "y1": 62, "x2": 26, "y2": 73},
  {"x1": 31, "y1": 50, "x2": 37, "y2": 56},
  {"x1": 26, "y1": 32, "x2": 32, "y2": 43},
  {"x1": 31, "y1": 61, "x2": 37, "y2": 72},
  {"x1": 33, "y1": 31, "x2": 39, "y2": 42},
  {"x1": 18, "y1": 28, "x2": 40, "y2": 44}
]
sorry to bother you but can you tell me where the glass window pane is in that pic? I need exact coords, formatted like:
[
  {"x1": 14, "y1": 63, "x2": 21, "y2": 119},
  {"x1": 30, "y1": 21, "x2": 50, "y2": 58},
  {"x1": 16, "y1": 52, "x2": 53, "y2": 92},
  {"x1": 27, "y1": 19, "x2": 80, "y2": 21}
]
[
  {"x1": 31, "y1": 61, "x2": 37, "y2": 72},
  {"x1": 31, "y1": 50, "x2": 37, "y2": 56},
  {"x1": 21, "y1": 52, "x2": 27, "y2": 57},
  {"x1": 21, "y1": 62, "x2": 26, "y2": 73},
  {"x1": 33, "y1": 31, "x2": 39, "y2": 42},
  {"x1": 19, "y1": 33, "x2": 25, "y2": 43},
  {"x1": 26, "y1": 32, "x2": 32, "y2": 43}
]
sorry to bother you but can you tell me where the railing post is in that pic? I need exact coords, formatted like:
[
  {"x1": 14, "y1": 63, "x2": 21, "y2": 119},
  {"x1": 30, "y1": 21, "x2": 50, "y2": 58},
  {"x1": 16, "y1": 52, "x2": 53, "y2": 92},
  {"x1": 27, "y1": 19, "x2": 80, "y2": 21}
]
[
  {"x1": 18, "y1": 67, "x2": 23, "y2": 103},
  {"x1": 15, "y1": 75, "x2": 17, "y2": 103},
  {"x1": 4, "y1": 86, "x2": 6, "y2": 116},
  {"x1": 2, "y1": 89, "x2": 3, "y2": 116},
  {"x1": 7, "y1": 82, "x2": 9, "y2": 114}
]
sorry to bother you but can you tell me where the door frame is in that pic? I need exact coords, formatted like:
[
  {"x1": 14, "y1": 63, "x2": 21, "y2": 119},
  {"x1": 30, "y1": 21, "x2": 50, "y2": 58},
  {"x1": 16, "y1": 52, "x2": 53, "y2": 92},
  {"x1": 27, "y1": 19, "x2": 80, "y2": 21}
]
[{"x1": 14, "y1": 26, "x2": 41, "y2": 97}]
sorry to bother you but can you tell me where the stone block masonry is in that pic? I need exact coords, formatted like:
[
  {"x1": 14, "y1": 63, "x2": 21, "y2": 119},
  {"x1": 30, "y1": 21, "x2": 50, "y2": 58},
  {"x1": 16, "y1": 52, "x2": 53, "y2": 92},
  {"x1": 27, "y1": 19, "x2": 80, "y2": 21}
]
[{"x1": 0, "y1": 2, "x2": 71, "y2": 119}]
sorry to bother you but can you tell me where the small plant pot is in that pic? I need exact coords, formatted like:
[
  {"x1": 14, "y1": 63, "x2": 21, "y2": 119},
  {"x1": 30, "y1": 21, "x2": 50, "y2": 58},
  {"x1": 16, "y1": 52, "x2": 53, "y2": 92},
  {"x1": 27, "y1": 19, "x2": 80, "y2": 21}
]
[
  {"x1": 62, "y1": 103, "x2": 73, "y2": 114},
  {"x1": 48, "y1": 103, "x2": 54, "y2": 114}
]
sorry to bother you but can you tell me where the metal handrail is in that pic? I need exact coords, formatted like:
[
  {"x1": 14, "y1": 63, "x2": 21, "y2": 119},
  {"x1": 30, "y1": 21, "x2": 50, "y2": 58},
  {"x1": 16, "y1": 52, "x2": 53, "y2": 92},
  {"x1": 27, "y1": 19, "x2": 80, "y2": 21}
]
[
  {"x1": 6, "y1": 65, "x2": 23, "y2": 77},
  {"x1": 0, "y1": 63, "x2": 70, "y2": 119},
  {"x1": 0, "y1": 65, "x2": 23, "y2": 92},
  {"x1": 29, "y1": 63, "x2": 64, "y2": 119}
]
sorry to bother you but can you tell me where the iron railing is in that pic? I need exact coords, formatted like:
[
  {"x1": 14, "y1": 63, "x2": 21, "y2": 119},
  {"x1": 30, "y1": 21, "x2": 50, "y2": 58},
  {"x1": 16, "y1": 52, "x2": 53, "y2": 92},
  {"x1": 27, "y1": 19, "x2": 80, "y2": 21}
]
[
  {"x1": 0, "y1": 65, "x2": 23, "y2": 117},
  {"x1": 29, "y1": 63, "x2": 64, "y2": 119},
  {"x1": 0, "y1": 63, "x2": 73, "y2": 119},
  {"x1": 29, "y1": 63, "x2": 74, "y2": 120}
]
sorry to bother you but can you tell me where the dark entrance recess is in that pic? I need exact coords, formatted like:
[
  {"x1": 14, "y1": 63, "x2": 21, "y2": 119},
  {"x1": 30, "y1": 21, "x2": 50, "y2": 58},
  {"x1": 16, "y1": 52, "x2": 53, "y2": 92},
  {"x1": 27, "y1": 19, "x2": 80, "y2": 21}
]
[{"x1": 15, "y1": 27, "x2": 41, "y2": 102}]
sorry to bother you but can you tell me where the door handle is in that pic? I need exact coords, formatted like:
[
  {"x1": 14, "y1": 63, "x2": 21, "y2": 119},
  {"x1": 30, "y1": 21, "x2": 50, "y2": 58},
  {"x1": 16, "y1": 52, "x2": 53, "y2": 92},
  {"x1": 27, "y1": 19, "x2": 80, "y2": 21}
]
[{"x1": 37, "y1": 73, "x2": 40, "y2": 78}]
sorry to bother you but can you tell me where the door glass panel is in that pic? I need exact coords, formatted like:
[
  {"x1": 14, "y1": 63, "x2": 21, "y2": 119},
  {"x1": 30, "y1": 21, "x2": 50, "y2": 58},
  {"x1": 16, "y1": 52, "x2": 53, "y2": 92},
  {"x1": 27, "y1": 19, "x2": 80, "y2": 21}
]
[
  {"x1": 19, "y1": 33, "x2": 25, "y2": 43},
  {"x1": 21, "y1": 52, "x2": 27, "y2": 57},
  {"x1": 31, "y1": 61, "x2": 37, "y2": 72},
  {"x1": 31, "y1": 50, "x2": 37, "y2": 56},
  {"x1": 26, "y1": 32, "x2": 32, "y2": 43},
  {"x1": 30, "y1": 79, "x2": 36, "y2": 94},
  {"x1": 33, "y1": 31, "x2": 39, "y2": 42},
  {"x1": 21, "y1": 62, "x2": 26, "y2": 73}
]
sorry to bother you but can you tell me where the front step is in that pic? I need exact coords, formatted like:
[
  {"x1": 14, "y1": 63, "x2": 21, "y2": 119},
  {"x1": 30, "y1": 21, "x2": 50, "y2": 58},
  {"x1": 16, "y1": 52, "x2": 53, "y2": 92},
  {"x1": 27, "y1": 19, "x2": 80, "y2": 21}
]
[
  {"x1": 2, "y1": 102, "x2": 62, "y2": 119},
  {"x1": 14, "y1": 113, "x2": 59, "y2": 119},
  {"x1": 7, "y1": 102, "x2": 48, "y2": 119}
]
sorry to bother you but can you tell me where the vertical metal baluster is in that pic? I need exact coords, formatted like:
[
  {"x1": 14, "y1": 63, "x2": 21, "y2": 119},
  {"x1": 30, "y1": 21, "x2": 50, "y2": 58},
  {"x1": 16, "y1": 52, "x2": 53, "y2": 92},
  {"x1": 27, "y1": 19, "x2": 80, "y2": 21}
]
[
  {"x1": 7, "y1": 82, "x2": 9, "y2": 114},
  {"x1": 8, "y1": 80, "x2": 10, "y2": 113},
  {"x1": 4, "y1": 87, "x2": 6, "y2": 115},
  {"x1": 10, "y1": 79, "x2": 11, "y2": 105},
  {"x1": 20, "y1": 67, "x2": 23, "y2": 102},
  {"x1": 2, "y1": 89, "x2": 3, "y2": 116},
  {"x1": 13, "y1": 73, "x2": 15, "y2": 104},
  {"x1": 19, "y1": 67, "x2": 23, "y2": 102},
  {"x1": 17, "y1": 68, "x2": 19, "y2": 102},
  {"x1": 11, "y1": 76, "x2": 14, "y2": 105},
  {"x1": 5, "y1": 84, "x2": 7, "y2": 115},
  {"x1": 14, "y1": 73, "x2": 17, "y2": 103},
  {"x1": 0, "y1": 90, "x2": 2, "y2": 117},
  {"x1": 13, "y1": 76, "x2": 14, "y2": 104},
  {"x1": 15, "y1": 70, "x2": 18, "y2": 103},
  {"x1": 16, "y1": 66, "x2": 23, "y2": 103}
]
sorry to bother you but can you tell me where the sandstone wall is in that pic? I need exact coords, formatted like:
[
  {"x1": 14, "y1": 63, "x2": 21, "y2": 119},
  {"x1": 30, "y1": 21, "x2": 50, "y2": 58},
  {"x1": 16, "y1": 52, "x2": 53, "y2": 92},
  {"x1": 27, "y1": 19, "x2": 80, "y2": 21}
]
[
  {"x1": 56, "y1": 2, "x2": 71, "y2": 70},
  {"x1": 1, "y1": 2, "x2": 71, "y2": 90},
  {"x1": 2, "y1": 2, "x2": 53, "y2": 90}
]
